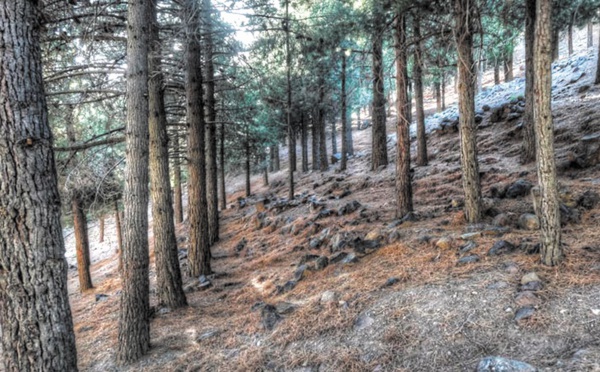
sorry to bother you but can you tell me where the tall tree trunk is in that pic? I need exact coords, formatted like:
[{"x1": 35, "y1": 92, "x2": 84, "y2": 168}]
[
  {"x1": 271, "y1": 144, "x2": 280, "y2": 171},
  {"x1": 503, "y1": 53, "x2": 514, "y2": 82},
  {"x1": 219, "y1": 116, "x2": 227, "y2": 210},
  {"x1": 588, "y1": 21, "x2": 594, "y2": 48},
  {"x1": 185, "y1": 0, "x2": 211, "y2": 278},
  {"x1": 285, "y1": 0, "x2": 294, "y2": 199},
  {"x1": 346, "y1": 108, "x2": 354, "y2": 156},
  {"x1": 394, "y1": 12, "x2": 413, "y2": 218},
  {"x1": 341, "y1": 53, "x2": 348, "y2": 171},
  {"x1": 312, "y1": 110, "x2": 320, "y2": 170},
  {"x1": 534, "y1": 0, "x2": 562, "y2": 266},
  {"x1": 245, "y1": 136, "x2": 251, "y2": 197},
  {"x1": 595, "y1": 28, "x2": 600, "y2": 84},
  {"x1": 522, "y1": 0, "x2": 537, "y2": 164},
  {"x1": 117, "y1": 0, "x2": 151, "y2": 364},
  {"x1": 289, "y1": 129, "x2": 297, "y2": 172},
  {"x1": 413, "y1": 15, "x2": 427, "y2": 167},
  {"x1": 407, "y1": 78, "x2": 413, "y2": 123},
  {"x1": 318, "y1": 68, "x2": 329, "y2": 171},
  {"x1": 301, "y1": 113, "x2": 309, "y2": 172},
  {"x1": 442, "y1": 72, "x2": 446, "y2": 110},
  {"x1": 435, "y1": 82, "x2": 442, "y2": 112},
  {"x1": 371, "y1": 3, "x2": 388, "y2": 170},
  {"x1": 115, "y1": 201, "x2": 123, "y2": 255},
  {"x1": 203, "y1": 0, "x2": 219, "y2": 244},
  {"x1": 551, "y1": 28, "x2": 559, "y2": 61},
  {"x1": 263, "y1": 153, "x2": 269, "y2": 186},
  {"x1": 455, "y1": 0, "x2": 483, "y2": 223},
  {"x1": 494, "y1": 61, "x2": 500, "y2": 85},
  {"x1": 331, "y1": 119, "x2": 337, "y2": 155},
  {"x1": 0, "y1": 2, "x2": 78, "y2": 369},
  {"x1": 568, "y1": 22, "x2": 574, "y2": 56},
  {"x1": 172, "y1": 131, "x2": 184, "y2": 223},
  {"x1": 72, "y1": 196, "x2": 93, "y2": 291},
  {"x1": 148, "y1": 3, "x2": 187, "y2": 309},
  {"x1": 99, "y1": 215, "x2": 105, "y2": 243}
]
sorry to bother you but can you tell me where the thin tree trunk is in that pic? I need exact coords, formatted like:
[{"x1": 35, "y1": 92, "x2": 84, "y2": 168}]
[
  {"x1": 347, "y1": 108, "x2": 354, "y2": 156},
  {"x1": 435, "y1": 82, "x2": 442, "y2": 112},
  {"x1": 595, "y1": 27, "x2": 600, "y2": 84},
  {"x1": 115, "y1": 201, "x2": 123, "y2": 255},
  {"x1": 551, "y1": 28, "x2": 559, "y2": 61},
  {"x1": 394, "y1": 12, "x2": 413, "y2": 218},
  {"x1": 263, "y1": 153, "x2": 269, "y2": 186},
  {"x1": 312, "y1": 110, "x2": 320, "y2": 170},
  {"x1": 371, "y1": 2, "x2": 388, "y2": 170},
  {"x1": 522, "y1": 0, "x2": 537, "y2": 164},
  {"x1": 331, "y1": 119, "x2": 337, "y2": 155},
  {"x1": 203, "y1": 0, "x2": 219, "y2": 244},
  {"x1": 245, "y1": 136, "x2": 251, "y2": 197},
  {"x1": 407, "y1": 78, "x2": 413, "y2": 123},
  {"x1": 185, "y1": 0, "x2": 211, "y2": 278},
  {"x1": 117, "y1": 0, "x2": 151, "y2": 363},
  {"x1": 494, "y1": 61, "x2": 500, "y2": 85},
  {"x1": 289, "y1": 129, "x2": 297, "y2": 172},
  {"x1": 534, "y1": 0, "x2": 562, "y2": 266},
  {"x1": 172, "y1": 131, "x2": 184, "y2": 223},
  {"x1": 148, "y1": 3, "x2": 187, "y2": 309},
  {"x1": 588, "y1": 22, "x2": 594, "y2": 48},
  {"x1": 442, "y1": 72, "x2": 446, "y2": 110},
  {"x1": 0, "y1": 2, "x2": 78, "y2": 369},
  {"x1": 73, "y1": 196, "x2": 93, "y2": 291},
  {"x1": 318, "y1": 67, "x2": 329, "y2": 171},
  {"x1": 99, "y1": 215, "x2": 105, "y2": 243},
  {"x1": 504, "y1": 54, "x2": 514, "y2": 82},
  {"x1": 455, "y1": 0, "x2": 483, "y2": 223},
  {"x1": 219, "y1": 116, "x2": 227, "y2": 210},
  {"x1": 568, "y1": 22, "x2": 574, "y2": 56},
  {"x1": 271, "y1": 144, "x2": 280, "y2": 171},
  {"x1": 413, "y1": 15, "x2": 427, "y2": 167},
  {"x1": 341, "y1": 53, "x2": 348, "y2": 171},
  {"x1": 301, "y1": 112, "x2": 309, "y2": 172},
  {"x1": 285, "y1": 0, "x2": 294, "y2": 199}
]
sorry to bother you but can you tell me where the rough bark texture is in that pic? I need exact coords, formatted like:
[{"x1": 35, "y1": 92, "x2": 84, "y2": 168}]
[
  {"x1": 245, "y1": 136, "x2": 251, "y2": 197},
  {"x1": 595, "y1": 28, "x2": 600, "y2": 84},
  {"x1": 0, "y1": 2, "x2": 79, "y2": 369},
  {"x1": 99, "y1": 215, "x2": 105, "y2": 243},
  {"x1": 568, "y1": 22, "x2": 574, "y2": 56},
  {"x1": 340, "y1": 54, "x2": 348, "y2": 171},
  {"x1": 413, "y1": 16, "x2": 427, "y2": 167},
  {"x1": 371, "y1": 4, "x2": 388, "y2": 170},
  {"x1": 285, "y1": 0, "x2": 294, "y2": 199},
  {"x1": 394, "y1": 13, "x2": 413, "y2": 218},
  {"x1": 435, "y1": 82, "x2": 442, "y2": 111},
  {"x1": 172, "y1": 132, "x2": 184, "y2": 223},
  {"x1": 455, "y1": 0, "x2": 483, "y2": 223},
  {"x1": 219, "y1": 118, "x2": 227, "y2": 210},
  {"x1": 203, "y1": 0, "x2": 219, "y2": 244},
  {"x1": 346, "y1": 109, "x2": 354, "y2": 156},
  {"x1": 588, "y1": 22, "x2": 594, "y2": 48},
  {"x1": 115, "y1": 201, "x2": 123, "y2": 255},
  {"x1": 503, "y1": 54, "x2": 514, "y2": 82},
  {"x1": 311, "y1": 113, "x2": 320, "y2": 171},
  {"x1": 551, "y1": 28, "x2": 559, "y2": 61},
  {"x1": 117, "y1": 0, "x2": 151, "y2": 364},
  {"x1": 271, "y1": 144, "x2": 280, "y2": 172},
  {"x1": 72, "y1": 196, "x2": 93, "y2": 291},
  {"x1": 534, "y1": 0, "x2": 562, "y2": 266},
  {"x1": 331, "y1": 120, "x2": 337, "y2": 155},
  {"x1": 148, "y1": 2, "x2": 187, "y2": 309},
  {"x1": 521, "y1": 0, "x2": 537, "y2": 164},
  {"x1": 494, "y1": 62, "x2": 500, "y2": 85},
  {"x1": 301, "y1": 113, "x2": 309, "y2": 172},
  {"x1": 185, "y1": 0, "x2": 212, "y2": 277}
]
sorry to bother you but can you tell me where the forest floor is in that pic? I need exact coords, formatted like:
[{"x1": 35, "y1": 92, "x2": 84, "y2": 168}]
[{"x1": 65, "y1": 39, "x2": 600, "y2": 371}]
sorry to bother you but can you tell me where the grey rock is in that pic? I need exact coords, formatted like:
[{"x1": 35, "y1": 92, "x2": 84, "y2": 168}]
[
  {"x1": 309, "y1": 238, "x2": 323, "y2": 249},
  {"x1": 384, "y1": 277, "x2": 400, "y2": 287},
  {"x1": 514, "y1": 306, "x2": 535, "y2": 321},
  {"x1": 330, "y1": 252, "x2": 348, "y2": 263},
  {"x1": 294, "y1": 265, "x2": 309, "y2": 281},
  {"x1": 261, "y1": 304, "x2": 281, "y2": 330},
  {"x1": 321, "y1": 290, "x2": 338, "y2": 303},
  {"x1": 521, "y1": 281, "x2": 543, "y2": 292},
  {"x1": 459, "y1": 241, "x2": 477, "y2": 253},
  {"x1": 315, "y1": 256, "x2": 329, "y2": 270},
  {"x1": 477, "y1": 356, "x2": 537, "y2": 372},
  {"x1": 458, "y1": 255, "x2": 480, "y2": 265},
  {"x1": 95, "y1": 294, "x2": 109, "y2": 302},
  {"x1": 234, "y1": 238, "x2": 247, "y2": 252},
  {"x1": 518, "y1": 213, "x2": 540, "y2": 230},
  {"x1": 338, "y1": 200, "x2": 362, "y2": 216},
  {"x1": 275, "y1": 301, "x2": 296, "y2": 314},
  {"x1": 488, "y1": 240, "x2": 516, "y2": 256},
  {"x1": 487, "y1": 281, "x2": 509, "y2": 290},
  {"x1": 341, "y1": 252, "x2": 359, "y2": 264},
  {"x1": 506, "y1": 179, "x2": 533, "y2": 198},
  {"x1": 579, "y1": 190, "x2": 599, "y2": 209}
]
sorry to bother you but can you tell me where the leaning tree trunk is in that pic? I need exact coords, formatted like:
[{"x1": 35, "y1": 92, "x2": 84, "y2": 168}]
[
  {"x1": 203, "y1": 0, "x2": 219, "y2": 244},
  {"x1": 534, "y1": 0, "x2": 562, "y2": 266},
  {"x1": 0, "y1": 3, "x2": 78, "y2": 369},
  {"x1": 148, "y1": 3, "x2": 187, "y2": 309},
  {"x1": 394, "y1": 12, "x2": 413, "y2": 218},
  {"x1": 117, "y1": 0, "x2": 151, "y2": 364},
  {"x1": 521, "y1": 0, "x2": 536, "y2": 164},
  {"x1": 172, "y1": 131, "x2": 184, "y2": 224},
  {"x1": 371, "y1": 3, "x2": 388, "y2": 170},
  {"x1": 455, "y1": 0, "x2": 483, "y2": 223},
  {"x1": 185, "y1": 0, "x2": 211, "y2": 278},
  {"x1": 340, "y1": 53, "x2": 348, "y2": 171},
  {"x1": 72, "y1": 196, "x2": 93, "y2": 291},
  {"x1": 413, "y1": 15, "x2": 427, "y2": 167}
]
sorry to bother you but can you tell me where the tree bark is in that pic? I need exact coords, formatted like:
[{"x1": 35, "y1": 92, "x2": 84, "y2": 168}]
[
  {"x1": 115, "y1": 201, "x2": 123, "y2": 255},
  {"x1": 503, "y1": 54, "x2": 514, "y2": 82},
  {"x1": 245, "y1": 134, "x2": 251, "y2": 197},
  {"x1": 551, "y1": 28, "x2": 559, "y2": 61},
  {"x1": 331, "y1": 119, "x2": 337, "y2": 155},
  {"x1": 394, "y1": 13, "x2": 413, "y2": 218},
  {"x1": 99, "y1": 215, "x2": 105, "y2": 243},
  {"x1": 442, "y1": 72, "x2": 446, "y2": 110},
  {"x1": 346, "y1": 108, "x2": 354, "y2": 156},
  {"x1": 435, "y1": 82, "x2": 442, "y2": 112},
  {"x1": 0, "y1": 2, "x2": 79, "y2": 369},
  {"x1": 588, "y1": 22, "x2": 594, "y2": 48},
  {"x1": 185, "y1": 0, "x2": 211, "y2": 278},
  {"x1": 595, "y1": 27, "x2": 600, "y2": 84},
  {"x1": 371, "y1": 3, "x2": 388, "y2": 170},
  {"x1": 413, "y1": 15, "x2": 427, "y2": 167},
  {"x1": 311, "y1": 112, "x2": 320, "y2": 170},
  {"x1": 568, "y1": 22, "x2": 574, "y2": 56},
  {"x1": 455, "y1": 0, "x2": 483, "y2": 223},
  {"x1": 203, "y1": 0, "x2": 219, "y2": 244},
  {"x1": 521, "y1": 0, "x2": 537, "y2": 164},
  {"x1": 341, "y1": 53, "x2": 348, "y2": 171},
  {"x1": 117, "y1": 0, "x2": 151, "y2": 364},
  {"x1": 494, "y1": 61, "x2": 500, "y2": 85},
  {"x1": 172, "y1": 132, "x2": 184, "y2": 224},
  {"x1": 301, "y1": 113, "x2": 309, "y2": 172},
  {"x1": 285, "y1": 0, "x2": 294, "y2": 199},
  {"x1": 534, "y1": 0, "x2": 562, "y2": 266},
  {"x1": 219, "y1": 116, "x2": 227, "y2": 210},
  {"x1": 148, "y1": 2, "x2": 187, "y2": 309},
  {"x1": 72, "y1": 196, "x2": 93, "y2": 291}
]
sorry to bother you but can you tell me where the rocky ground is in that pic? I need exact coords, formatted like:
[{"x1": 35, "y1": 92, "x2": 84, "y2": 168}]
[{"x1": 57, "y1": 32, "x2": 600, "y2": 372}]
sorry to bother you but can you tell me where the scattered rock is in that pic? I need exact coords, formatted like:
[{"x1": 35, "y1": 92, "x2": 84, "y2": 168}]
[
  {"x1": 578, "y1": 190, "x2": 599, "y2": 209},
  {"x1": 95, "y1": 294, "x2": 109, "y2": 302},
  {"x1": 518, "y1": 213, "x2": 540, "y2": 230},
  {"x1": 299, "y1": 254, "x2": 320, "y2": 265},
  {"x1": 521, "y1": 281, "x2": 543, "y2": 292},
  {"x1": 294, "y1": 265, "x2": 309, "y2": 281},
  {"x1": 275, "y1": 301, "x2": 296, "y2": 314},
  {"x1": 320, "y1": 290, "x2": 338, "y2": 303},
  {"x1": 514, "y1": 306, "x2": 536, "y2": 322},
  {"x1": 309, "y1": 238, "x2": 323, "y2": 249},
  {"x1": 234, "y1": 238, "x2": 247, "y2": 253},
  {"x1": 341, "y1": 252, "x2": 359, "y2": 264},
  {"x1": 458, "y1": 255, "x2": 480, "y2": 265},
  {"x1": 330, "y1": 252, "x2": 348, "y2": 263},
  {"x1": 459, "y1": 241, "x2": 477, "y2": 253},
  {"x1": 261, "y1": 304, "x2": 281, "y2": 330},
  {"x1": 487, "y1": 281, "x2": 509, "y2": 290},
  {"x1": 490, "y1": 106, "x2": 506, "y2": 123},
  {"x1": 436, "y1": 237, "x2": 453, "y2": 250},
  {"x1": 482, "y1": 104, "x2": 491, "y2": 112},
  {"x1": 195, "y1": 330, "x2": 220, "y2": 342},
  {"x1": 354, "y1": 314, "x2": 375, "y2": 330},
  {"x1": 315, "y1": 256, "x2": 329, "y2": 270},
  {"x1": 493, "y1": 213, "x2": 512, "y2": 227},
  {"x1": 384, "y1": 277, "x2": 400, "y2": 287},
  {"x1": 477, "y1": 356, "x2": 537, "y2": 372},
  {"x1": 488, "y1": 240, "x2": 516, "y2": 256},
  {"x1": 521, "y1": 272, "x2": 541, "y2": 285},
  {"x1": 276, "y1": 280, "x2": 297, "y2": 294},
  {"x1": 506, "y1": 179, "x2": 533, "y2": 198},
  {"x1": 330, "y1": 233, "x2": 348, "y2": 251},
  {"x1": 198, "y1": 275, "x2": 212, "y2": 290},
  {"x1": 316, "y1": 209, "x2": 335, "y2": 219},
  {"x1": 515, "y1": 291, "x2": 541, "y2": 307},
  {"x1": 365, "y1": 229, "x2": 382, "y2": 241},
  {"x1": 349, "y1": 237, "x2": 381, "y2": 254}
]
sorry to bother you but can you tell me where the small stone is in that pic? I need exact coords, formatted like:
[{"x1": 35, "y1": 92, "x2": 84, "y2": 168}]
[
  {"x1": 234, "y1": 238, "x2": 247, "y2": 252},
  {"x1": 514, "y1": 306, "x2": 535, "y2": 321},
  {"x1": 458, "y1": 255, "x2": 479, "y2": 265},
  {"x1": 276, "y1": 280, "x2": 297, "y2": 294},
  {"x1": 460, "y1": 232, "x2": 481, "y2": 240},
  {"x1": 492, "y1": 213, "x2": 512, "y2": 227},
  {"x1": 515, "y1": 291, "x2": 541, "y2": 307},
  {"x1": 436, "y1": 237, "x2": 453, "y2": 250},
  {"x1": 384, "y1": 277, "x2": 400, "y2": 287},
  {"x1": 261, "y1": 304, "x2": 281, "y2": 330},
  {"x1": 95, "y1": 294, "x2": 109, "y2": 302},
  {"x1": 365, "y1": 229, "x2": 382, "y2": 241},
  {"x1": 320, "y1": 290, "x2": 338, "y2": 303},
  {"x1": 338, "y1": 200, "x2": 362, "y2": 215},
  {"x1": 309, "y1": 238, "x2": 323, "y2": 249},
  {"x1": 330, "y1": 252, "x2": 348, "y2": 263},
  {"x1": 198, "y1": 275, "x2": 212, "y2": 290},
  {"x1": 521, "y1": 281, "x2": 543, "y2": 292},
  {"x1": 459, "y1": 241, "x2": 477, "y2": 253},
  {"x1": 275, "y1": 301, "x2": 296, "y2": 314},
  {"x1": 341, "y1": 252, "x2": 359, "y2": 264},
  {"x1": 477, "y1": 356, "x2": 537, "y2": 372},
  {"x1": 487, "y1": 281, "x2": 509, "y2": 290},
  {"x1": 506, "y1": 179, "x2": 534, "y2": 198},
  {"x1": 294, "y1": 265, "x2": 308, "y2": 281},
  {"x1": 315, "y1": 256, "x2": 329, "y2": 270},
  {"x1": 482, "y1": 104, "x2": 491, "y2": 111},
  {"x1": 299, "y1": 254, "x2": 320, "y2": 265},
  {"x1": 521, "y1": 272, "x2": 541, "y2": 285},
  {"x1": 196, "y1": 330, "x2": 220, "y2": 342},
  {"x1": 518, "y1": 213, "x2": 540, "y2": 230},
  {"x1": 488, "y1": 240, "x2": 516, "y2": 256}
]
